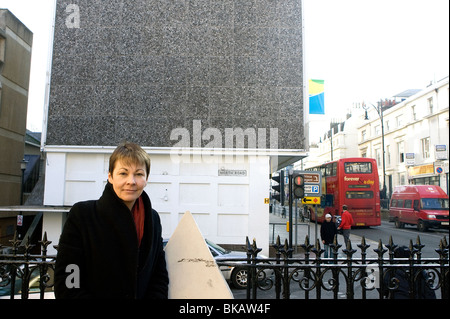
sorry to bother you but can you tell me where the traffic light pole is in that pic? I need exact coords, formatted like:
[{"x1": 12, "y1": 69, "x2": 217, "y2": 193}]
[{"x1": 288, "y1": 170, "x2": 293, "y2": 256}]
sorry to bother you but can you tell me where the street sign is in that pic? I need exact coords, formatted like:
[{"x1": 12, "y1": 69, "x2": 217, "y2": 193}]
[
  {"x1": 303, "y1": 173, "x2": 320, "y2": 183},
  {"x1": 304, "y1": 185, "x2": 320, "y2": 194},
  {"x1": 291, "y1": 170, "x2": 322, "y2": 198},
  {"x1": 302, "y1": 197, "x2": 321, "y2": 205}
]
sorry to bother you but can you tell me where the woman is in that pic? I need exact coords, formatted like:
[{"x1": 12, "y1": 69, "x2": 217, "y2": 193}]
[{"x1": 54, "y1": 142, "x2": 169, "y2": 298}]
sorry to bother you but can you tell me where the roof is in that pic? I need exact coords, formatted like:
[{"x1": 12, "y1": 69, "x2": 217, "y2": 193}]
[
  {"x1": 393, "y1": 89, "x2": 421, "y2": 98},
  {"x1": 25, "y1": 130, "x2": 41, "y2": 147}
]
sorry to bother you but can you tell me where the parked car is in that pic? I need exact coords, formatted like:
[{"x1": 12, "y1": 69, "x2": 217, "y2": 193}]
[
  {"x1": 0, "y1": 265, "x2": 54, "y2": 297},
  {"x1": 389, "y1": 185, "x2": 449, "y2": 231},
  {"x1": 163, "y1": 238, "x2": 272, "y2": 289}
]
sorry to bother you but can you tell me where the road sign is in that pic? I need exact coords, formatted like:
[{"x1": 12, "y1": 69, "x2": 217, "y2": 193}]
[
  {"x1": 304, "y1": 185, "x2": 320, "y2": 194},
  {"x1": 302, "y1": 197, "x2": 321, "y2": 205},
  {"x1": 303, "y1": 173, "x2": 320, "y2": 183},
  {"x1": 291, "y1": 170, "x2": 322, "y2": 198}
]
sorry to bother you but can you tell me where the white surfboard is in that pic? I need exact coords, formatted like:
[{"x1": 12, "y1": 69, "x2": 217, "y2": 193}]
[{"x1": 165, "y1": 211, "x2": 234, "y2": 299}]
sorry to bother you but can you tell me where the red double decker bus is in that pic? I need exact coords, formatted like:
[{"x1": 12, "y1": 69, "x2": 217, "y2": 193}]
[{"x1": 307, "y1": 157, "x2": 381, "y2": 227}]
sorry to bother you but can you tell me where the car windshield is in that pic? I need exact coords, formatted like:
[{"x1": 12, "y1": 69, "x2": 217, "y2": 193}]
[
  {"x1": 421, "y1": 198, "x2": 449, "y2": 210},
  {"x1": 205, "y1": 239, "x2": 230, "y2": 254}
]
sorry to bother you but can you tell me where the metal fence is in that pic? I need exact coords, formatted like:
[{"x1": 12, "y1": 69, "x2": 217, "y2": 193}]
[
  {"x1": 216, "y1": 235, "x2": 449, "y2": 299},
  {"x1": 0, "y1": 232, "x2": 448, "y2": 299},
  {"x1": 0, "y1": 232, "x2": 55, "y2": 299}
]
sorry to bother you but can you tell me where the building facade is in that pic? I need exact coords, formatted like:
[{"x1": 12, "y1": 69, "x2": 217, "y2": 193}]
[
  {"x1": 359, "y1": 77, "x2": 449, "y2": 196},
  {"x1": 0, "y1": 9, "x2": 33, "y2": 244},
  {"x1": 42, "y1": 0, "x2": 307, "y2": 255},
  {"x1": 304, "y1": 77, "x2": 449, "y2": 197}
]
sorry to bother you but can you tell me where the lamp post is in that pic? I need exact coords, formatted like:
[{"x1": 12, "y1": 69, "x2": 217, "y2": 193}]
[
  {"x1": 363, "y1": 102, "x2": 387, "y2": 200},
  {"x1": 20, "y1": 158, "x2": 28, "y2": 205},
  {"x1": 18, "y1": 158, "x2": 28, "y2": 239}
]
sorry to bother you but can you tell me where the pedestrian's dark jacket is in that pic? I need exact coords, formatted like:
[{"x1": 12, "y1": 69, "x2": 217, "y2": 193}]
[
  {"x1": 320, "y1": 220, "x2": 337, "y2": 245},
  {"x1": 381, "y1": 269, "x2": 436, "y2": 299},
  {"x1": 54, "y1": 182, "x2": 169, "y2": 299}
]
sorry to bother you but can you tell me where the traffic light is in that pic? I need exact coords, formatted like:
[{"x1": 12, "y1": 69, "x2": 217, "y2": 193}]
[
  {"x1": 292, "y1": 172, "x2": 304, "y2": 198},
  {"x1": 271, "y1": 170, "x2": 285, "y2": 204}
]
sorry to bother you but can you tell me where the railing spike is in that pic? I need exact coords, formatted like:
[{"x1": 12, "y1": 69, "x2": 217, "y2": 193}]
[
  {"x1": 315, "y1": 238, "x2": 321, "y2": 250},
  {"x1": 304, "y1": 234, "x2": 310, "y2": 247},
  {"x1": 246, "y1": 236, "x2": 251, "y2": 249},
  {"x1": 361, "y1": 236, "x2": 366, "y2": 246}
]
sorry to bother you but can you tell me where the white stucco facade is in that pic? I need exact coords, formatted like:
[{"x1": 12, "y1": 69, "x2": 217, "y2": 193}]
[
  {"x1": 303, "y1": 77, "x2": 449, "y2": 196},
  {"x1": 42, "y1": 146, "x2": 305, "y2": 255}
]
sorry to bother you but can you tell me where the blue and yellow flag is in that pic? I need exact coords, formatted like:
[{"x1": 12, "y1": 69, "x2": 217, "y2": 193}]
[{"x1": 309, "y1": 79, "x2": 325, "y2": 114}]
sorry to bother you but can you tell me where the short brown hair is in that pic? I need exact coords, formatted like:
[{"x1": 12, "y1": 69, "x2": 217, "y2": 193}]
[{"x1": 109, "y1": 142, "x2": 151, "y2": 177}]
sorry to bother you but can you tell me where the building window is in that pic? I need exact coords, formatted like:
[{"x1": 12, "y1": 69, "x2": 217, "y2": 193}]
[
  {"x1": 397, "y1": 141, "x2": 404, "y2": 163},
  {"x1": 361, "y1": 130, "x2": 366, "y2": 142},
  {"x1": 398, "y1": 173, "x2": 406, "y2": 185},
  {"x1": 0, "y1": 35, "x2": 5, "y2": 63},
  {"x1": 427, "y1": 97, "x2": 433, "y2": 114},
  {"x1": 411, "y1": 105, "x2": 417, "y2": 120},
  {"x1": 375, "y1": 148, "x2": 381, "y2": 166},
  {"x1": 386, "y1": 145, "x2": 391, "y2": 166},
  {"x1": 396, "y1": 115, "x2": 403, "y2": 127},
  {"x1": 421, "y1": 137, "x2": 430, "y2": 159},
  {"x1": 374, "y1": 125, "x2": 381, "y2": 136}
]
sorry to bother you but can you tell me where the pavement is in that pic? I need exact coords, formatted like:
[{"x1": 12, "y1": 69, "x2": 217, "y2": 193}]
[{"x1": 269, "y1": 208, "x2": 380, "y2": 259}]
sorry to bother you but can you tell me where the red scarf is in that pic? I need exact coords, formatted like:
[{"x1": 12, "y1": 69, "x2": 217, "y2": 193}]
[{"x1": 132, "y1": 196, "x2": 145, "y2": 246}]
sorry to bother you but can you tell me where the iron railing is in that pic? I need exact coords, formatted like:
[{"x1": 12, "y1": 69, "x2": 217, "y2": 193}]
[
  {"x1": 0, "y1": 232, "x2": 448, "y2": 299},
  {"x1": 216, "y1": 235, "x2": 449, "y2": 299},
  {"x1": 0, "y1": 232, "x2": 55, "y2": 299}
]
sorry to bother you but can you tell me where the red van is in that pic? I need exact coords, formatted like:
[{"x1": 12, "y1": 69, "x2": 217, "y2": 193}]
[{"x1": 389, "y1": 185, "x2": 449, "y2": 231}]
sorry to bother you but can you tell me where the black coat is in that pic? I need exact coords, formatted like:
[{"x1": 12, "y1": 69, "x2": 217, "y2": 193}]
[
  {"x1": 54, "y1": 182, "x2": 169, "y2": 299},
  {"x1": 320, "y1": 220, "x2": 337, "y2": 245}
]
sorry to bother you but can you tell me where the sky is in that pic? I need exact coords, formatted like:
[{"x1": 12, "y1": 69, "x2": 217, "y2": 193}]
[{"x1": 0, "y1": 0, "x2": 449, "y2": 142}]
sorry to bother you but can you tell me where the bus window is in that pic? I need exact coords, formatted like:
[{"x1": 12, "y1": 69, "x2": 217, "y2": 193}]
[
  {"x1": 346, "y1": 191, "x2": 373, "y2": 199},
  {"x1": 324, "y1": 194, "x2": 334, "y2": 206},
  {"x1": 325, "y1": 164, "x2": 332, "y2": 176},
  {"x1": 344, "y1": 162, "x2": 372, "y2": 174},
  {"x1": 396, "y1": 199, "x2": 404, "y2": 208},
  {"x1": 331, "y1": 162, "x2": 337, "y2": 176}
]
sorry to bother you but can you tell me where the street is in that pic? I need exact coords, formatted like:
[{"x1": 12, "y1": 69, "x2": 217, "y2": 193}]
[
  {"x1": 230, "y1": 215, "x2": 448, "y2": 299},
  {"x1": 352, "y1": 220, "x2": 449, "y2": 258}
]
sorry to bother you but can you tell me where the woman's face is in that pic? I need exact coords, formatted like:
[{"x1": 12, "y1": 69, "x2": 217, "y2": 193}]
[{"x1": 108, "y1": 159, "x2": 148, "y2": 210}]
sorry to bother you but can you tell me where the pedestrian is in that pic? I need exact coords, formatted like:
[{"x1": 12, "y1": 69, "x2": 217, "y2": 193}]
[
  {"x1": 380, "y1": 246, "x2": 436, "y2": 299},
  {"x1": 54, "y1": 142, "x2": 169, "y2": 299},
  {"x1": 320, "y1": 213, "x2": 337, "y2": 259},
  {"x1": 337, "y1": 204, "x2": 353, "y2": 247}
]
